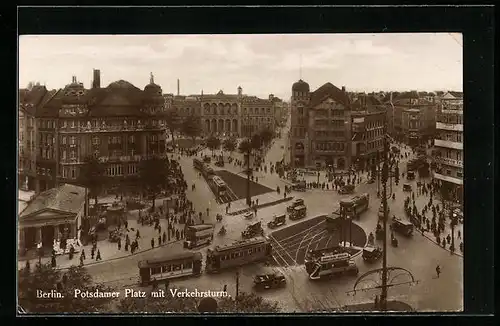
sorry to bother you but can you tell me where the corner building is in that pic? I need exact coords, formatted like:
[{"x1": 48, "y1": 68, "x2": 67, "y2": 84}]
[
  {"x1": 289, "y1": 80, "x2": 352, "y2": 170},
  {"x1": 18, "y1": 71, "x2": 167, "y2": 194}
]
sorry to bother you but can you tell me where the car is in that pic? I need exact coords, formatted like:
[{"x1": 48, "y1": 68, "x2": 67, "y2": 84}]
[
  {"x1": 367, "y1": 178, "x2": 375, "y2": 184},
  {"x1": 253, "y1": 272, "x2": 286, "y2": 290},
  {"x1": 244, "y1": 212, "x2": 254, "y2": 220},
  {"x1": 403, "y1": 183, "x2": 412, "y2": 192},
  {"x1": 287, "y1": 198, "x2": 304, "y2": 213},
  {"x1": 267, "y1": 214, "x2": 286, "y2": 229},
  {"x1": 339, "y1": 184, "x2": 355, "y2": 194},
  {"x1": 362, "y1": 246, "x2": 382, "y2": 262}
]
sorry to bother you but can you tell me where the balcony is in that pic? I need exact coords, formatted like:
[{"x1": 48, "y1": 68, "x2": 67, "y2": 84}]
[
  {"x1": 99, "y1": 155, "x2": 144, "y2": 163},
  {"x1": 432, "y1": 172, "x2": 463, "y2": 185},
  {"x1": 434, "y1": 156, "x2": 463, "y2": 168},
  {"x1": 58, "y1": 123, "x2": 164, "y2": 133},
  {"x1": 434, "y1": 139, "x2": 463, "y2": 150},
  {"x1": 436, "y1": 122, "x2": 463, "y2": 132}
]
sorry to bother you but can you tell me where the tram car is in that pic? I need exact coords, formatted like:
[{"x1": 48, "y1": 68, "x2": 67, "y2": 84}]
[
  {"x1": 205, "y1": 237, "x2": 272, "y2": 273},
  {"x1": 253, "y1": 272, "x2": 286, "y2": 290},
  {"x1": 306, "y1": 252, "x2": 359, "y2": 280},
  {"x1": 138, "y1": 252, "x2": 203, "y2": 286},
  {"x1": 208, "y1": 175, "x2": 228, "y2": 199}
]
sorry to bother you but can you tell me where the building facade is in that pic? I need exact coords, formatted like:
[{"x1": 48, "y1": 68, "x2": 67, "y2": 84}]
[
  {"x1": 289, "y1": 81, "x2": 353, "y2": 170},
  {"x1": 433, "y1": 91, "x2": 463, "y2": 203},
  {"x1": 350, "y1": 96, "x2": 386, "y2": 170},
  {"x1": 18, "y1": 70, "x2": 167, "y2": 195},
  {"x1": 391, "y1": 91, "x2": 437, "y2": 146}
]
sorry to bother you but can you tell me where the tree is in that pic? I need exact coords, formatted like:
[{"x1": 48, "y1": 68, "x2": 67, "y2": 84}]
[
  {"x1": 181, "y1": 116, "x2": 202, "y2": 147},
  {"x1": 251, "y1": 133, "x2": 262, "y2": 150},
  {"x1": 259, "y1": 128, "x2": 274, "y2": 146},
  {"x1": 223, "y1": 137, "x2": 238, "y2": 157},
  {"x1": 18, "y1": 262, "x2": 114, "y2": 313},
  {"x1": 164, "y1": 111, "x2": 180, "y2": 146},
  {"x1": 79, "y1": 155, "x2": 105, "y2": 205},
  {"x1": 238, "y1": 139, "x2": 252, "y2": 154},
  {"x1": 138, "y1": 156, "x2": 170, "y2": 209},
  {"x1": 206, "y1": 135, "x2": 221, "y2": 156},
  {"x1": 117, "y1": 288, "x2": 281, "y2": 313}
]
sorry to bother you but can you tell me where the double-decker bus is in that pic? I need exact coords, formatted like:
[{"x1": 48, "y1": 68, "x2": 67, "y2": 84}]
[
  {"x1": 305, "y1": 252, "x2": 358, "y2": 280},
  {"x1": 183, "y1": 224, "x2": 214, "y2": 249},
  {"x1": 138, "y1": 251, "x2": 203, "y2": 285},
  {"x1": 208, "y1": 175, "x2": 227, "y2": 199},
  {"x1": 193, "y1": 158, "x2": 203, "y2": 170},
  {"x1": 205, "y1": 237, "x2": 272, "y2": 273},
  {"x1": 304, "y1": 245, "x2": 347, "y2": 270}
]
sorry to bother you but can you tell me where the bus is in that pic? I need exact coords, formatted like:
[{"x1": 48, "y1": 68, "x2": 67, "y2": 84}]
[
  {"x1": 343, "y1": 193, "x2": 370, "y2": 217},
  {"x1": 202, "y1": 164, "x2": 215, "y2": 178},
  {"x1": 183, "y1": 224, "x2": 214, "y2": 249},
  {"x1": 306, "y1": 252, "x2": 358, "y2": 280},
  {"x1": 208, "y1": 175, "x2": 227, "y2": 199},
  {"x1": 205, "y1": 237, "x2": 272, "y2": 273},
  {"x1": 193, "y1": 158, "x2": 203, "y2": 170},
  {"x1": 304, "y1": 245, "x2": 346, "y2": 270},
  {"x1": 138, "y1": 251, "x2": 203, "y2": 285}
]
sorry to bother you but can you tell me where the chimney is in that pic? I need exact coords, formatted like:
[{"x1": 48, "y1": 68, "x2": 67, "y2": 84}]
[
  {"x1": 342, "y1": 86, "x2": 346, "y2": 92},
  {"x1": 269, "y1": 94, "x2": 274, "y2": 101},
  {"x1": 238, "y1": 86, "x2": 242, "y2": 96},
  {"x1": 177, "y1": 79, "x2": 180, "y2": 96},
  {"x1": 92, "y1": 69, "x2": 101, "y2": 89},
  {"x1": 72, "y1": 76, "x2": 77, "y2": 83}
]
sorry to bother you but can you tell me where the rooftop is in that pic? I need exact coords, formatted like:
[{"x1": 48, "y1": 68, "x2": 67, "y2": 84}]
[{"x1": 20, "y1": 183, "x2": 86, "y2": 219}]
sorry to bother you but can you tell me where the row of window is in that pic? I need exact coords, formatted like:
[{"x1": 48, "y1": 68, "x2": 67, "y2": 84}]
[
  {"x1": 150, "y1": 262, "x2": 192, "y2": 275},
  {"x1": 60, "y1": 163, "x2": 139, "y2": 179},
  {"x1": 436, "y1": 148, "x2": 463, "y2": 161},
  {"x1": 315, "y1": 142, "x2": 346, "y2": 152},
  {"x1": 367, "y1": 139, "x2": 383, "y2": 150},
  {"x1": 219, "y1": 245, "x2": 266, "y2": 261},
  {"x1": 437, "y1": 132, "x2": 463, "y2": 143},
  {"x1": 59, "y1": 119, "x2": 165, "y2": 129},
  {"x1": 315, "y1": 131, "x2": 345, "y2": 138},
  {"x1": 438, "y1": 113, "x2": 463, "y2": 125},
  {"x1": 293, "y1": 127, "x2": 307, "y2": 138},
  {"x1": 62, "y1": 135, "x2": 155, "y2": 146},
  {"x1": 314, "y1": 109, "x2": 345, "y2": 117},
  {"x1": 366, "y1": 129, "x2": 384, "y2": 139}
]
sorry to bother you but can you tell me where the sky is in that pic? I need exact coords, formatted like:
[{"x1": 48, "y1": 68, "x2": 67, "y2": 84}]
[{"x1": 19, "y1": 33, "x2": 463, "y2": 99}]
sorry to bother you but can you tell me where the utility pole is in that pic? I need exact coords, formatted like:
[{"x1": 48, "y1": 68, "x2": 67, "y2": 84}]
[
  {"x1": 380, "y1": 135, "x2": 390, "y2": 310},
  {"x1": 235, "y1": 270, "x2": 240, "y2": 299},
  {"x1": 246, "y1": 145, "x2": 251, "y2": 206}
]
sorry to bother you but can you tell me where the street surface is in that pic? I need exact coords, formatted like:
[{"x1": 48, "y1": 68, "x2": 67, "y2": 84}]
[{"x1": 76, "y1": 119, "x2": 462, "y2": 312}]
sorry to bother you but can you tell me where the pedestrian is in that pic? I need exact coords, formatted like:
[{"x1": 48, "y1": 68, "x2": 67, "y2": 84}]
[
  {"x1": 158, "y1": 235, "x2": 162, "y2": 246},
  {"x1": 162, "y1": 231, "x2": 166, "y2": 244},
  {"x1": 151, "y1": 238, "x2": 155, "y2": 248},
  {"x1": 118, "y1": 238, "x2": 122, "y2": 250},
  {"x1": 51, "y1": 255, "x2": 57, "y2": 268},
  {"x1": 91, "y1": 247, "x2": 95, "y2": 259},
  {"x1": 124, "y1": 220, "x2": 128, "y2": 230},
  {"x1": 158, "y1": 225, "x2": 162, "y2": 235},
  {"x1": 96, "y1": 249, "x2": 102, "y2": 261},
  {"x1": 80, "y1": 254, "x2": 84, "y2": 266},
  {"x1": 81, "y1": 249, "x2": 86, "y2": 260},
  {"x1": 374, "y1": 295, "x2": 379, "y2": 309},
  {"x1": 458, "y1": 230, "x2": 461, "y2": 239},
  {"x1": 136, "y1": 230, "x2": 140, "y2": 239}
]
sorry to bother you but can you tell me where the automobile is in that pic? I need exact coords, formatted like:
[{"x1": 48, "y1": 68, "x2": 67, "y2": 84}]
[
  {"x1": 215, "y1": 160, "x2": 224, "y2": 167},
  {"x1": 280, "y1": 145, "x2": 284, "y2": 149},
  {"x1": 391, "y1": 217, "x2": 414, "y2": 237},
  {"x1": 244, "y1": 211, "x2": 254, "y2": 220},
  {"x1": 242, "y1": 221, "x2": 264, "y2": 239},
  {"x1": 287, "y1": 199, "x2": 304, "y2": 213},
  {"x1": 267, "y1": 214, "x2": 286, "y2": 229},
  {"x1": 290, "y1": 205, "x2": 307, "y2": 220},
  {"x1": 203, "y1": 156, "x2": 211, "y2": 163},
  {"x1": 291, "y1": 180, "x2": 306, "y2": 192},
  {"x1": 403, "y1": 183, "x2": 412, "y2": 192},
  {"x1": 253, "y1": 272, "x2": 286, "y2": 290},
  {"x1": 338, "y1": 184, "x2": 355, "y2": 194},
  {"x1": 406, "y1": 171, "x2": 415, "y2": 180},
  {"x1": 362, "y1": 246, "x2": 382, "y2": 262},
  {"x1": 367, "y1": 178, "x2": 375, "y2": 184}
]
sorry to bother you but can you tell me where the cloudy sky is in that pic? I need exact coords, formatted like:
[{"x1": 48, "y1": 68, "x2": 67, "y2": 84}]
[{"x1": 19, "y1": 33, "x2": 462, "y2": 99}]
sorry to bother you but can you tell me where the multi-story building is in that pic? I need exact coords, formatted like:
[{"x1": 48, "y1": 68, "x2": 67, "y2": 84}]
[
  {"x1": 350, "y1": 95, "x2": 386, "y2": 170},
  {"x1": 390, "y1": 91, "x2": 437, "y2": 146},
  {"x1": 433, "y1": 91, "x2": 463, "y2": 203},
  {"x1": 18, "y1": 70, "x2": 167, "y2": 194},
  {"x1": 289, "y1": 80, "x2": 352, "y2": 170}
]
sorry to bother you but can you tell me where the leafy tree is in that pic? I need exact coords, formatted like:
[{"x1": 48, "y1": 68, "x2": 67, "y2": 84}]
[
  {"x1": 251, "y1": 134, "x2": 262, "y2": 150},
  {"x1": 180, "y1": 116, "x2": 202, "y2": 147},
  {"x1": 223, "y1": 137, "x2": 238, "y2": 157},
  {"x1": 79, "y1": 155, "x2": 105, "y2": 205},
  {"x1": 206, "y1": 136, "x2": 221, "y2": 156},
  {"x1": 117, "y1": 288, "x2": 281, "y2": 313},
  {"x1": 138, "y1": 156, "x2": 169, "y2": 209},
  {"x1": 18, "y1": 262, "x2": 114, "y2": 313},
  {"x1": 238, "y1": 139, "x2": 252, "y2": 154},
  {"x1": 164, "y1": 110, "x2": 180, "y2": 146},
  {"x1": 259, "y1": 128, "x2": 274, "y2": 146}
]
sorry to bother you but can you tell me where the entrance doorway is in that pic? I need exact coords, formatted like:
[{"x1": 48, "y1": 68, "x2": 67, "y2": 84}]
[
  {"x1": 41, "y1": 225, "x2": 55, "y2": 248},
  {"x1": 24, "y1": 227, "x2": 36, "y2": 249}
]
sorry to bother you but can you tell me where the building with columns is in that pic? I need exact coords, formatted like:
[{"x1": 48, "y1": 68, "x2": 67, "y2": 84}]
[
  {"x1": 433, "y1": 91, "x2": 463, "y2": 203},
  {"x1": 19, "y1": 183, "x2": 86, "y2": 251},
  {"x1": 18, "y1": 70, "x2": 167, "y2": 195},
  {"x1": 289, "y1": 80, "x2": 353, "y2": 170}
]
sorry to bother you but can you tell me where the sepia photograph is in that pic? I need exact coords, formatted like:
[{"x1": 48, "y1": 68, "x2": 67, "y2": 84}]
[{"x1": 17, "y1": 33, "x2": 464, "y2": 314}]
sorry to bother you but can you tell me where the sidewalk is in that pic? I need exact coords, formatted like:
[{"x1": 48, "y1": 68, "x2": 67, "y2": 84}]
[
  {"x1": 227, "y1": 192, "x2": 294, "y2": 216},
  {"x1": 17, "y1": 209, "x2": 188, "y2": 271},
  {"x1": 334, "y1": 300, "x2": 414, "y2": 312}
]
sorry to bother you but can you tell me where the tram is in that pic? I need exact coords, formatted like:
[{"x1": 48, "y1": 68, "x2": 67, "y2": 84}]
[
  {"x1": 138, "y1": 252, "x2": 203, "y2": 285},
  {"x1": 205, "y1": 237, "x2": 272, "y2": 273},
  {"x1": 193, "y1": 158, "x2": 203, "y2": 170},
  {"x1": 208, "y1": 175, "x2": 228, "y2": 199},
  {"x1": 306, "y1": 252, "x2": 359, "y2": 280}
]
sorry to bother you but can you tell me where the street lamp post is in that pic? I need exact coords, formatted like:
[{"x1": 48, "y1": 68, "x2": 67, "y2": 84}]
[{"x1": 380, "y1": 136, "x2": 390, "y2": 310}]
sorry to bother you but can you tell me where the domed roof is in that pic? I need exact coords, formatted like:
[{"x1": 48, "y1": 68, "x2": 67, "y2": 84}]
[
  {"x1": 144, "y1": 82, "x2": 162, "y2": 92},
  {"x1": 292, "y1": 79, "x2": 310, "y2": 92},
  {"x1": 108, "y1": 80, "x2": 138, "y2": 89}
]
